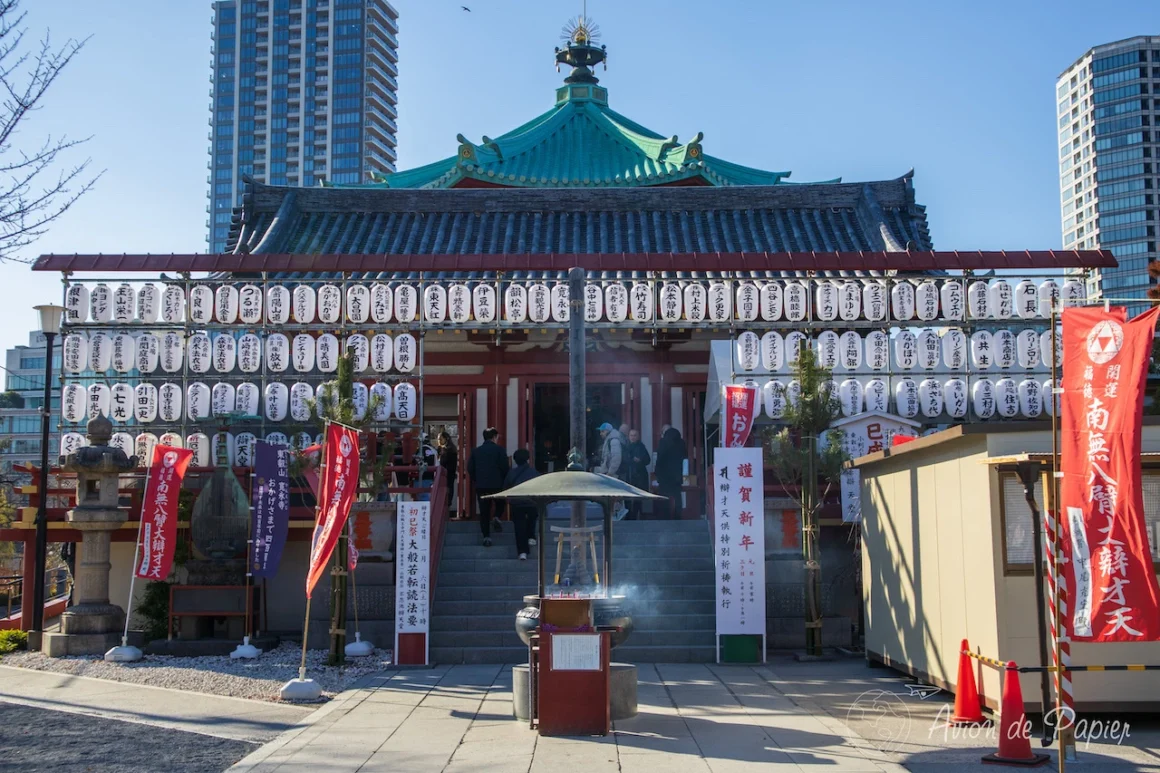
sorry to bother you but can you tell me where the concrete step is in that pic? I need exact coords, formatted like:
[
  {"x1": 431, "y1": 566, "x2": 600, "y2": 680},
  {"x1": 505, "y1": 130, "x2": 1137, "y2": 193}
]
[
  {"x1": 430, "y1": 614, "x2": 517, "y2": 633},
  {"x1": 625, "y1": 630, "x2": 716, "y2": 647},
  {"x1": 435, "y1": 630, "x2": 524, "y2": 648},
  {"x1": 431, "y1": 646, "x2": 527, "y2": 665},
  {"x1": 436, "y1": 569, "x2": 716, "y2": 588},
  {"x1": 613, "y1": 645, "x2": 717, "y2": 663},
  {"x1": 440, "y1": 531, "x2": 709, "y2": 548},
  {"x1": 430, "y1": 598, "x2": 715, "y2": 617},
  {"x1": 436, "y1": 557, "x2": 713, "y2": 574}
]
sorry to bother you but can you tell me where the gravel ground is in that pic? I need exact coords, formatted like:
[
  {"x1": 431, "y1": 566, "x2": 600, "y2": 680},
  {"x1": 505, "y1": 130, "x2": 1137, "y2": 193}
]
[
  {"x1": 0, "y1": 642, "x2": 393, "y2": 702},
  {"x1": 0, "y1": 703, "x2": 255, "y2": 773}
]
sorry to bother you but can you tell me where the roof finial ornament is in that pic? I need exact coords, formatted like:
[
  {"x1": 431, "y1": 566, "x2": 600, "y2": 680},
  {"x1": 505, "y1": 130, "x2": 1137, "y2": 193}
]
[{"x1": 556, "y1": 12, "x2": 606, "y2": 85}]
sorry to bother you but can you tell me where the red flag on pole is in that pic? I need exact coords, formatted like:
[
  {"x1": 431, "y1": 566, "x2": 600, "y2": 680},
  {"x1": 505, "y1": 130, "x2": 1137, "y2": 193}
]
[
  {"x1": 306, "y1": 424, "x2": 361, "y2": 599},
  {"x1": 723, "y1": 384, "x2": 759, "y2": 448},
  {"x1": 1060, "y1": 305, "x2": 1160, "y2": 642},
  {"x1": 135, "y1": 446, "x2": 195, "y2": 580}
]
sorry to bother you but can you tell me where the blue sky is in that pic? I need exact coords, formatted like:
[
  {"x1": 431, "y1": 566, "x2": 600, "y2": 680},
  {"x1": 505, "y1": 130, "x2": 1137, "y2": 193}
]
[{"x1": 1, "y1": 0, "x2": 1154, "y2": 359}]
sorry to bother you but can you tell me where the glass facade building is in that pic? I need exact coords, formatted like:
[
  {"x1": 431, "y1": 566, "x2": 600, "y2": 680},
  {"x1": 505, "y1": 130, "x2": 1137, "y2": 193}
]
[
  {"x1": 1, "y1": 332, "x2": 63, "y2": 476},
  {"x1": 208, "y1": 0, "x2": 399, "y2": 253},
  {"x1": 1057, "y1": 36, "x2": 1160, "y2": 314}
]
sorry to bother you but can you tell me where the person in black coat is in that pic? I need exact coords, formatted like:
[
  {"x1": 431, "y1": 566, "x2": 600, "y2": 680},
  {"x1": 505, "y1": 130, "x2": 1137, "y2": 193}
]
[
  {"x1": 624, "y1": 428, "x2": 651, "y2": 519},
  {"x1": 654, "y1": 425, "x2": 687, "y2": 519},
  {"x1": 436, "y1": 431, "x2": 458, "y2": 517},
  {"x1": 467, "y1": 427, "x2": 509, "y2": 546},
  {"x1": 503, "y1": 448, "x2": 540, "y2": 559}
]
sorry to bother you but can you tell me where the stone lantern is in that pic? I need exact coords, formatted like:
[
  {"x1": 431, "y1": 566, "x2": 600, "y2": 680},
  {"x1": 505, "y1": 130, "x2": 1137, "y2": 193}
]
[{"x1": 43, "y1": 415, "x2": 139, "y2": 656}]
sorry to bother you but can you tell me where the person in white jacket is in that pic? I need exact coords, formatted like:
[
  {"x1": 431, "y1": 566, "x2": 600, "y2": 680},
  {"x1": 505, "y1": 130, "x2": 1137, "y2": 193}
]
[{"x1": 595, "y1": 423, "x2": 629, "y2": 520}]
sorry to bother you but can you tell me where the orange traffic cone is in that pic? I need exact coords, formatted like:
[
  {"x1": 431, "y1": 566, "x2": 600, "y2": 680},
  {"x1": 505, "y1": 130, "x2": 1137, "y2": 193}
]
[
  {"x1": 950, "y1": 639, "x2": 986, "y2": 725},
  {"x1": 982, "y1": 662, "x2": 1050, "y2": 766}
]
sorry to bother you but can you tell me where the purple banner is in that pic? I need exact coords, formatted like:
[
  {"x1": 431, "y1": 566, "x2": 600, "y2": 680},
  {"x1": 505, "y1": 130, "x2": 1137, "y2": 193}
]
[{"x1": 250, "y1": 440, "x2": 290, "y2": 579}]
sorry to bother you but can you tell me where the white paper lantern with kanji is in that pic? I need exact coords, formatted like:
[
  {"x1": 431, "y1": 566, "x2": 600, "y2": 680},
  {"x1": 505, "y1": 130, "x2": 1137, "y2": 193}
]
[
  {"x1": 109, "y1": 383, "x2": 133, "y2": 423},
  {"x1": 473, "y1": 284, "x2": 496, "y2": 323},
  {"x1": 369, "y1": 283, "x2": 393, "y2": 323},
  {"x1": 1040, "y1": 328, "x2": 1061, "y2": 368},
  {"x1": 424, "y1": 283, "x2": 449, "y2": 323},
  {"x1": 815, "y1": 281, "x2": 838, "y2": 321},
  {"x1": 894, "y1": 378, "x2": 919, "y2": 418},
  {"x1": 65, "y1": 284, "x2": 88, "y2": 323},
  {"x1": 865, "y1": 330, "x2": 889, "y2": 371},
  {"x1": 659, "y1": 283, "x2": 682, "y2": 322},
  {"x1": 187, "y1": 433, "x2": 211, "y2": 467},
  {"x1": 158, "y1": 432, "x2": 184, "y2": 450},
  {"x1": 89, "y1": 332, "x2": 112, "y2": 372},
  {"x1": 989, "y1": 280, "x2": 1013, "y2": 319},
  {"x1": 235, "y1": 433, "x2": 256, "y2": 467},
  {"x1": 346, "y1": 284, "x2": 370, "y2": 323},
  {"x1": 967, "y1": 280, "x2": 990, "y2": 319},
  {"x1": 292, "y1": 334, "x2": 315, "y2": 372},
  {"x1": 970, "y1": 330, "x2": 994, "y2": 370},
  {"x1": 63, "y1": 333, "x2": 87, "y2": 374},
  {"x1": 394, "y1": 332, "x2": 416, "y2": 372},
  {"x1": 528, "y1": 283, "x2": 551, "y2": 323},
  {"x1": 449, "y1": 284, "x2": 472, "y2": 323},
  {"x1": 235, "y1": 382, "x2": 260, "y2": 417},
  {"x1": 1016, "y1": 329, "x2": 1040, "y2": 368},
  {"x1": 352, "y1": 382, "x2": 369, "y2": 421},
  {"x1": 137, "y1": 284, "x2": 159, "y2": 323},
  {"x1": 785, "y1": 282, "x2": 808, "y2": 322},
  {"x1": 815, "y1": 330, "x2": 839, "y2": 369},
  {"x1": 371, "y1": 382, "x2": 391, "y2": 421},
  {"x1": 212, "y1": 382, "x2": 236, "y2": 417},
  {"x1": 605, "y1": 283, "x2": 629, "y2": 323},
  {"x1": 707, "y1": 282, "x2": 731, "y2": 322},
  {"x1": 239, "y1": 284, "x2": 262, "y2": 324},
  {"x1": 918, "y1": 378, "x2": 943, "y2": 418},
  {"x1": 395, "y1": 284, "x2": 418, "y2": 323},
  {"x1": 267, "y1": 285, "x2": 291, "y2": 325},
  {"x1": 785, "y1": 331, "x2": 808, "y2": 366},
  {"x1": 289, "y1": 382, "x2": 313, "y2": 422},
  {"x1": 786, "y1": 379, "x2": 801, "y2": 408},
  {"x1": 186, "y1": 382, "x2": 211, "y2": 421},
  {"x1": 839, "y1": 379, "x2": 863, "y2": 417},
  {"x1": 1061, "y1": 279, "x2": 1084, "y2": 308},
  {"x1": 761, "y1": 331, "x2": 784, "y2": 372},
  {"x1": 1038, "y1": 280, "x2": 1059, "y2": 318},
  {"x1": 995, "y1": 378, "x2": 1019, "y2": 417},
  {"x1": 162, "y1": 285, "x2": 185, "y2": 323},
  {"x1": 839, "y1": 282, "x2": 862, "y2": 321},
  {"x1": 214, "y1": 285, "x2": 239, "y2": 324},
  {"x1": 347, "y1": 333, "x2": 369, "y2": 372},
  {"x1": 265, "y1": 333, "x2": 289, "y2": 372},
  {"x1": 890, "y1": 282, "x2": 915, "y2": 321},
  {"x1": 941, "y1": 328, "x2": 967, "y2": 370},
  {"x1": 736, "y1": 283, "x2": 759, "y2": 322},
  {"x1": 1019, "y1": 379, "x2": 1043, "y2": 417},
  {"x1": 187, "y1": 332, "x2": 211, "y2": 373},
  {"x1": 89, "y1": 283, "x2": 112, "y2": 322},
  {"x1": 393, "y1": 382, "x2": 417, "y2": 421},
  {"x1": 212, "y1": 333, "x2": 237, "y2": 373},
  {"x1": 135, "y1": 433, "x2": 158, "y2": 465},
  {"x1": 317, "y1": 284, "x2": 342, "y2": 324},
  {"x1": 577, "y1": 282, "x2": 599, "y2": 322},
  {"x1": 264, "y1": 382, "x2": 288, "y2": 422},
  {"x1": 264, "y1": 432, "x2": 289, "y2": 447},
  {"x1": 758, "y1": 281, "x2": 782, "y2": 321},
  {"x1": 894, "y1": 330, "x2": 918, "y2": 370},
  {"x1": 131, "y1": 333, "x2": 157, "y2": 374},
  {"x1": 505, "y1": 283, "x2": 528, "y2": 323},
  {"x1": 994, "y1": 329, "x2": 1017, "y2": 369},
  {"x1": 863, "y1": 282, "x2": 887, "y2": 322},
  {"x1": 683, "y1": 283, "x2": 706, "y2": 322},
  {"x1": 158, "y1": 384, "x2": 182, "y2": 422},
  {"x1": 944, "y1": 378, "x2": 968, "y2": 418},
  {"x1": 630, "y1": 282, "x2": 652, "y2": 322},
  {"x1": 109, "y1": 433, "x2": 133, "y2": 456},
  {"x1": 763, "y1": 380, "x2": 785, "y2": 419},
  {"x1": 112, "y1": 283, "x2": 135, "y2": 322},
  {"x1": 371, "y1": 333, "x2": 393, "y2": 372},
  {"x1": 1014, "y1": 280, "x2": 1038, "y2": 319},
  {"x1": 1044, "y1": 379, "x2": 1059, "y2": 416},
  {"x1": 735, "y1": 332, "x2": 760, "y2": 371},
  {"x1": 915, "y1": 281, "x2": 939, "y2": 321},
  {"x1": 291, "y1": 432, "x2": 312, "y2": 451},
  {"x1": 940, "y1": 281, "x2": 964, "y2": 321},
  {"x1": 237, "y1": 334, "x2": 261, "y2": 373},
  {"x1": 839, "y1": 331, "x2": 862, "y2": 370},
  {"x1": 316, "y1": 333, "x2": 339, "y2": 373},
  {"x1": 864, "y1": 378, "x2": 889, "y2": 413},
  {"x1": 134, "y1": 383, "x2": 158, "y2": 423},
  {"x1": 61, "y1": 384, "x2": 86, "y2": 423},
  {"x1": 292, "y1": 285, "x2": 316, "y2": 324},
  {"x1": 60, "y1": 433, "x2": 87, "y2": 457}
]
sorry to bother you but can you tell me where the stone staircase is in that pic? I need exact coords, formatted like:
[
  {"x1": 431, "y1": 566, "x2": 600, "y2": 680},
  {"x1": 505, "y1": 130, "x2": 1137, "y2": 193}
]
[{"x1": 430, "y1": 519, "x2": 716, "y2": 664}]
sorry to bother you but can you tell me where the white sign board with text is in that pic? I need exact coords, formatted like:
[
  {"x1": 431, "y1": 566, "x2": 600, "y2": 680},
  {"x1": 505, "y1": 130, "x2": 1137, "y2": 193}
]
[
  {"x1": 395, "y1": 501, "x2": 431, "y2": 664},
  {"x1": 712, "y1": 447, "x2": 767, "y2": 642}
]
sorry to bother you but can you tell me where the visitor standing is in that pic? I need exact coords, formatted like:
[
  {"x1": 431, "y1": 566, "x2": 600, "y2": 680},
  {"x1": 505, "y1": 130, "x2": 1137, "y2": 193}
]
[
  {"x1": 467, "y1": 427, "x2": 509, "y2": 547},
  {"x1": 503, "y1": 448, "x2": 540, "y2": 560},
  {"x1": 624, "y1": 428, "x2": 651, "y2": 519},
  {"x1": 436, "y1": 431, "x2": 458, "y2": 517},
  {"x1": 655, "y1": 425, "x2": 687, "y2": 519},
  {"x1": 595, "y1": 422, "x2": 628, "y2": 520}
]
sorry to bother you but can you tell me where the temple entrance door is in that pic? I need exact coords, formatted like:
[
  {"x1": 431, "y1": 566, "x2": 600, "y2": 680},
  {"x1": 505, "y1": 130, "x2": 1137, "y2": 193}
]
[
  {"x1": 423, "y1": 387, "x2": 473, "y2": 518},
  {"x1": 531, "y1": 382, "x2": 626, "y2": 474}
]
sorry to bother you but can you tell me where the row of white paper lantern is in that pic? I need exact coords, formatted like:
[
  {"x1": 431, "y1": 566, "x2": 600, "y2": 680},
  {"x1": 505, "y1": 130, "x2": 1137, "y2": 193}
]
[
  {"x1": 735, "y1": 327, "x2": 1061, "y2": 373},
  {"x1": 60, "y1": 430, "x2": 326, "y2": 468},
  {"x1": 60, "y1": 381, "x2": 419, "y2": 424},
  {"x1": 757, "y1": 376, "x2": 1056, "y2": 420},
  {"x1": 64, "y1": 277, "x2": 1080, "y2": 326},
  {"x1": 61, "y1": 331, "x2": 417, "y2": 375}
]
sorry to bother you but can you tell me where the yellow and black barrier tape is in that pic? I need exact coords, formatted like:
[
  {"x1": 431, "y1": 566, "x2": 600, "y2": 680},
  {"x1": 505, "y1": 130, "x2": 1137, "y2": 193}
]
[{"x1": 961, "y1": 651, "x2": 1159, "y2": 673}]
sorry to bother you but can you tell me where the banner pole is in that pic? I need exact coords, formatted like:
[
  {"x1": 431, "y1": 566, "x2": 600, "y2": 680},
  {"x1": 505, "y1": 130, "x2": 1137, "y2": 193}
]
[
  {"x1": 349, "y1": 521, "x2": 361, "y2": 635},
  {"x1": 298, "y1": 595, "x2": 312, "y2": 680},
  {"x1": 120, "y1": 460, "x2": 153, "y2": 648},
  {"x1": 1050, "y1": 305, "x2": 1075, "y2": 767}
]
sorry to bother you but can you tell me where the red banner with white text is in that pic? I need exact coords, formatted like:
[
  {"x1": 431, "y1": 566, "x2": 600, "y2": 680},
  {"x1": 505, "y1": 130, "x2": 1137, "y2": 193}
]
[
  {"x1": 306, "y1": 424, "x2": 361, "y2": 599},
  {"x1": 724, "y1": 384, "x2": 759, "y2": 448},
  {"x1": 1060, "y1": 306, "x2": 1160, "y2": 642},
  {"x1": 135, "y1": 445, "x2": 195, "y2": 580}
]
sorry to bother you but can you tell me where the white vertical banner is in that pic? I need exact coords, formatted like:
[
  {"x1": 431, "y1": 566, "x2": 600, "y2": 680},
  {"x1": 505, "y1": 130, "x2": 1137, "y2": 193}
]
[
  {"x1": 840, "y1": 468, "x2": 861, "y2": 523},
  {"x1": 713, "y1": 447, "x2": 767, "y2": 639},
  {"x1": 395, "y1": 501, "x2": 431, "y2": 664}
]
